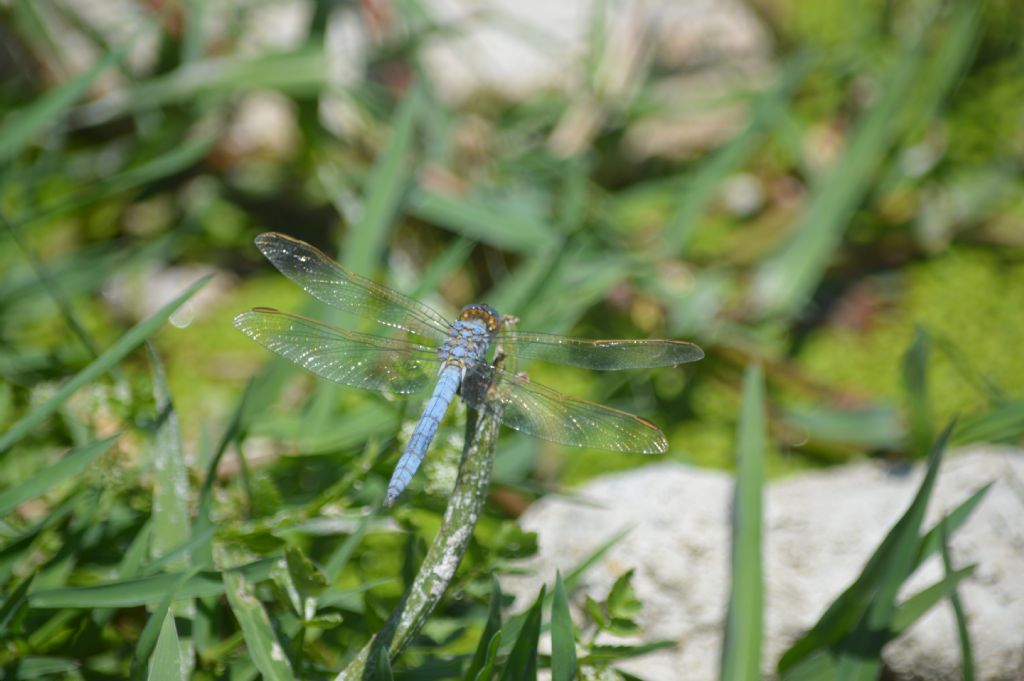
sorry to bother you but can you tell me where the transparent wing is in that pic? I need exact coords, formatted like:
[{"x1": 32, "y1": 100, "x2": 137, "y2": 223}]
[
  {"x1": 255, "y1": 232, "x2": 451, "y2": 341},
  {"x1": 233, "y1": 307, "x2": 437, "y2": 394},
  {"x1": 461, "y1": 366, "x2": 667, "y2": 453},
  {"x1": 499, "y1": 332, "x2": 704, "y2": 370}
]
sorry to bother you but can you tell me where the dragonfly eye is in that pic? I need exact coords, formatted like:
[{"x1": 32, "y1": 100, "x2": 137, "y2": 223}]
[{"x1": 458, "y1": 304, "x2": 501, "y2": 333}]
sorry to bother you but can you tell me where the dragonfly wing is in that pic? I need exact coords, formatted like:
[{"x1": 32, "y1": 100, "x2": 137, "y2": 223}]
[
  {"x1": 499, "y1": 332, "x2": 703, "y2": 370},
  {"x1": 255, "y1": 232, "x2": 451, "y2": 341},
  {"x1": 461, "y1": 365, "x2": 667, "y2": 453},
  {"x1": 234, "y1": 308, "x2": 437, "y2": 394}
]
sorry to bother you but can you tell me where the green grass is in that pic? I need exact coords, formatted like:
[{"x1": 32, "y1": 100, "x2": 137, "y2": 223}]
[{"x1": 0, "y1": 0, "x2": 1019, "y2": 678}]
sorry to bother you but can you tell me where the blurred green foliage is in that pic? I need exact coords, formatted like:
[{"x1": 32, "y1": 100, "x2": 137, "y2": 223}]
[{"x1": 0, "y1": 0, "x2": 1020, "y2": 678}]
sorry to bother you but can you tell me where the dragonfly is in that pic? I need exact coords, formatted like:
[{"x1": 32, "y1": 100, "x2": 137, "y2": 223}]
[{"x1": 234, "y1": 233, "x2": 703, "y2": 506}]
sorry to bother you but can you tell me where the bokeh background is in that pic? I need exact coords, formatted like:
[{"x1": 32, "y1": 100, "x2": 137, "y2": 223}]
[{"x1": 1, "y1": 0, "x2": 1022, "y2": 679}]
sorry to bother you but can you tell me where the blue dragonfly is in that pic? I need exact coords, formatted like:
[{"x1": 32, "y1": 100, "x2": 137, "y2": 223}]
[{"x1": 234, "y1": 233, "x2": 703, "y2": 506}]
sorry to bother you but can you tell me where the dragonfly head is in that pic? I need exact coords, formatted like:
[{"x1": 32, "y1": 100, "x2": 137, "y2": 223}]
[{"x1": 458, "y1": 303, "x2": 501, "y2": 334}]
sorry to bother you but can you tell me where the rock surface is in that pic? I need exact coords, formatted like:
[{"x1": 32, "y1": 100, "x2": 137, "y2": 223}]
[
  {"x1": 52, "y1": 0, "x2": 772, "y2": 159},
  {"x1": 502, "y1": 447, "x2": 1024, "y2": 680},
  {"x1": 328, "y1": 0, "x2": 773, "y2": 157}
]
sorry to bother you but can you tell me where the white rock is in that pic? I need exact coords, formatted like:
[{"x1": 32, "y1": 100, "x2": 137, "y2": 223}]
[
  {"x1": 503, "y1": 447, "x2": 1024, "y2": 680},
  {"x1": 323, "y1": 0, "x2": 773, "y2": 157}
]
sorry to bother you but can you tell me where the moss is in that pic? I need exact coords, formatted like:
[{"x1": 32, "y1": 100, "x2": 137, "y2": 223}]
[{"x1": 799, "y1": 248, "x2": 1024, "y2": 422}]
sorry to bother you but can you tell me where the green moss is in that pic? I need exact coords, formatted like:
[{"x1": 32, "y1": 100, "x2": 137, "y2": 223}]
[{"x1": 799, "y1": 248, "x2": 1024, "y2": 422}]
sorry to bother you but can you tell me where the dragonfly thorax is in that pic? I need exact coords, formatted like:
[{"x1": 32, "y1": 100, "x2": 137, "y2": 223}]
[{"x1": 437, "y1": 317, "x2": 494, "y2": 375}]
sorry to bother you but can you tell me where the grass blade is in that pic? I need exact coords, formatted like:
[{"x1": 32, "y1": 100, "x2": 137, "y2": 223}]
[
  {"x1": 221, "y1": 550, "x2": 297, "y2": 681},
  {"x1": 0, "y1": 573, "x2": 34, "y2": 634},
  {"x1": 902, "y1": 328, "x2": 932, "y2": 456},
  {"x1": 131, "y1": 567, "x2": 201, "y2": 680},
  {"x1": 146, "y1": 344, "x2": 191, "y2": 566},
  {"x1": 722, "y1": 364, "x2": 765, "y2": 681},
  {"x1": 913, "y1": 483, "x2": 991, "y2": 570},
  {"x1": 781, "y1": 405, "x2": 903, "y2": 449},
  {"x1": 147, "y1": 611, "x2": 183, "y2": 681},
  {"x1": 953, "y1": 400, "x2": 1024, "y2": 445},
  {"x1": 499, "y1": 584, "x2": 545, "y2": 681},
  {"x1": 407, "y1": 188, "x2": 555, "y2": 253},
  {"x1": 28, "y1": 559, "x2": 276, "y2": 608},
  {"x1": 472, "y1": 632, "x2": 503, "y2": 681},
  {"x1": 833, "y1": 421, "x2": 955, "y2": 681},
  {"x1": 565, "y1": 527, "x2": 631, "y2": 591},
  {"x1": 0, "y1": 52, "x2": 116, "y2": 165},
  {"x1": 74, "y1": 47, "x2": 327, "y2": 126},
  {"x1": 939, "y1": 522, "x2": 974, "y2": 681},
  {"x1": 583, "y1": 640, "x2": 676, "y2": 662},
  {"x1": 2, "y1": 213, "x2": 100, "y2": 359},
  {"x1": 21, "y1": 134, "x2": 216, "y2": 228},
  {"x1": 465, "y1": 575, "x2": 504, "y2": 681},
  {"x1": 751, "y1": 2, "x2": 979, "y2": 318},
  {"x1": 550, "y1": 571, "x2": 577, "y2": 681},
  {"x1": 890, "y1": 565, "x2": 974, "y2": 636},
  {"x1": 779, "y1": 420, "x2": 957, "y2": 675},
  {"x1": 0, "y1": 435, "x2": 117, "y2": 515},
  {"x1": 0, "y1": 274, "x2": 212, "y2": 454},
  {"x1": 374, "y1": 647, "x2": 394, "y2": 681},
  {"x1": 663, "y1": 54, "x2": 809, "y2": 252},
  {"x1": 342, "y1": 84, "x2": 423, "y2": 273}
]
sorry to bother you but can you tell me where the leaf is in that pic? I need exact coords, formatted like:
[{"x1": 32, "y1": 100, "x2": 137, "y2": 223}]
[
  {"x1": 147, "y1": 612, "x2": 183, "y2": 681},
  {"x1": 0, "y1": 275, "x2": 212, "y2": 453},
  {"x1": 222, "y1": 557, "x2": 297, "y2": 681},
  {"x1": 550, "y1": 572, "x2": 577, "y2": 681},
  {"x1": 499, "y1": 585, "x2": 545, "y2": 681},
  {"x1": 583, "y1": 595, "x2": 607, "y2": 630},
  {"x1": 466, "y1": 576, "x2": 504, "y2": 681},
  {"x1": 606, "y1": 569, "x2": 641, "y2": 620},
  {"x1": 0, "y1": 435, "x2": 117, "y2": 515},
  {"x1": 722, "y1": 364, "x2": 765, "y2": 681}
]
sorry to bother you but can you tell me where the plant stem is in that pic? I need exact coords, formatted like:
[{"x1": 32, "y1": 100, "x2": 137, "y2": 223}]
[{"x1": 334, "y1": 395, "x2": 503, "y2": 680}]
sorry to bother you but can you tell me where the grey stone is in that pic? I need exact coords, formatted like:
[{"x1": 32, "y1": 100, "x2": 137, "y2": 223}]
[{"x1": 503, "y1": 447, "x2": 1024, "y2": 680}]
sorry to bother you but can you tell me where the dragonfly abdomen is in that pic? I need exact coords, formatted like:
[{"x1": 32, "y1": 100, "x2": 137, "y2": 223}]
[
  {"x1": 384, "y1": 365, "x2": 462, "y2": 506},
  {"x1": 384, "y1": 314, "x2": 496, "y2": 506}
]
